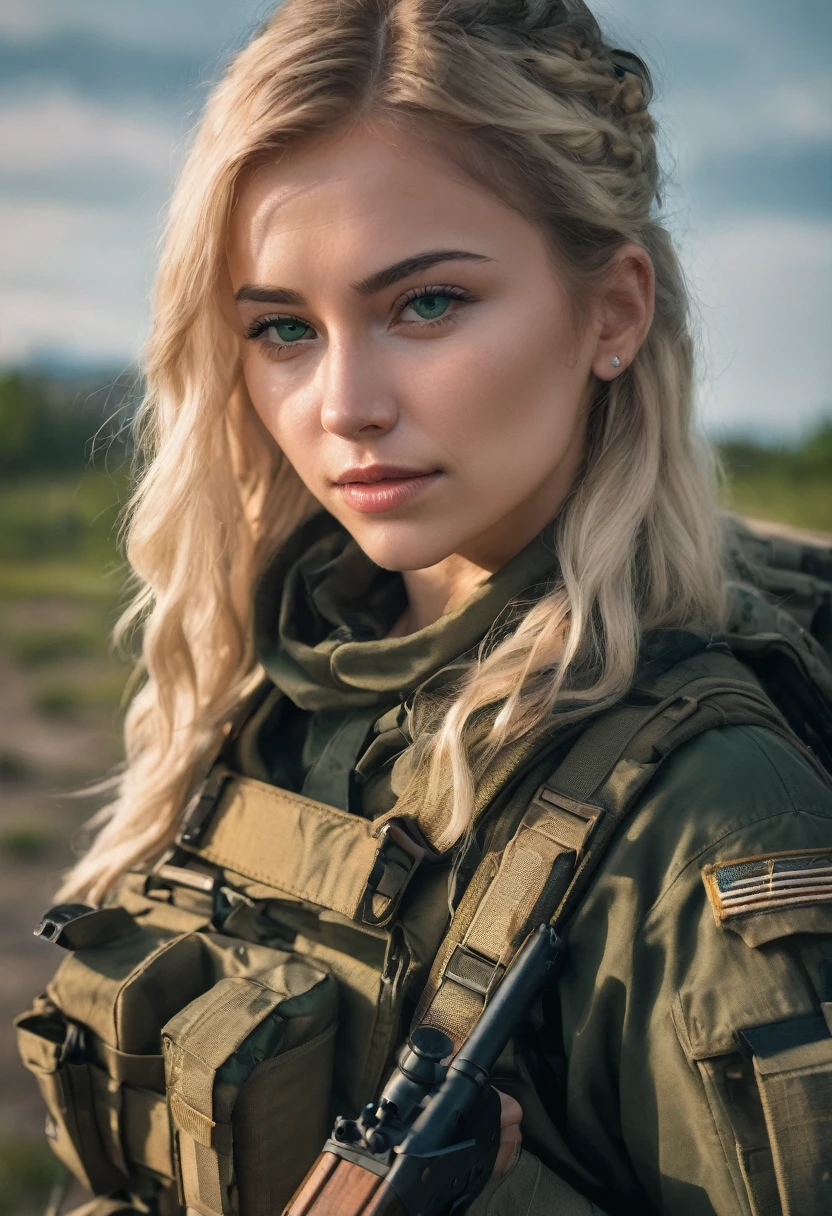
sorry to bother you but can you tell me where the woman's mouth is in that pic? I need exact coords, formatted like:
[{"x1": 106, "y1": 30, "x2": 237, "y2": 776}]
[{"x1": 334, "y1": 471, "x2": 443, "y2": 514}]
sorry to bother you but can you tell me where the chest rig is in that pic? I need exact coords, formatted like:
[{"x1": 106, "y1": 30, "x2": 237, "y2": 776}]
[{"x1": 15, "y1": 635, "x2": 828, "y2": 1216}]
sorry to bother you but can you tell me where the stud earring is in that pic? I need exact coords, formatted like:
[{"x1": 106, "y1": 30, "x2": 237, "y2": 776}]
[{"x1": 611, "y1": 355, "x2": 622, "y2": 368}]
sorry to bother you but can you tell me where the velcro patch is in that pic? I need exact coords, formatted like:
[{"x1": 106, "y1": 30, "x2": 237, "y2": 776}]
[{"x1": 702, "y1": 848, "x2": 832, "y2": 925}]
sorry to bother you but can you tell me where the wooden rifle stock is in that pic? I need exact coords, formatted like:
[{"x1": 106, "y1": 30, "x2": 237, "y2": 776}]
[
  {"x1": 283, "y1": 926, "x2": 564, "y2": 1216},
  {"x1": 285, "y1": 1149, "x2": 405, "y2": 1216}
]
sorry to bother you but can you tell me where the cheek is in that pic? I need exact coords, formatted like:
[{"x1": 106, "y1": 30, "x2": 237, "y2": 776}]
[
  {"x1": 242, "y1": 355, "x2": 317, "y2": 460},
  {"x1": 426, "y1": 306, "x2": 583, "y2": 468}
]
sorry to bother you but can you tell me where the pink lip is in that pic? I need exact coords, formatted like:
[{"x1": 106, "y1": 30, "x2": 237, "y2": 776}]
[
  {"x1": 333, "y1": 463, "x2": 436, "y2": 484},
  {"x1": 335, "y1": 471, "x2": 443, "y2": 514}
]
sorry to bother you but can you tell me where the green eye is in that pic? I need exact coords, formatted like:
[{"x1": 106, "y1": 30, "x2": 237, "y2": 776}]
[
  {"x1": 408, "y1": 294, "x2": 452, "y2": 321},
  {"x1": 267, "y1": 319, "x2": 311, "y2": 344}
]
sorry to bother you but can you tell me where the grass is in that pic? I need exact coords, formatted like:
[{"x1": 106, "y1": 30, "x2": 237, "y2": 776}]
[
  {"x1": 0, "y1": 750, "x2": 35, "y2": 781},
  {"x1": 0, "y1": 562, "x2": 124, "y2": 601},
  {"x1": 32, "y1": 672, "x2": 129, "y2": 720},
  {"x1": 0, "y1": 1137, "x2": 64, "y2": 1216},
  {"x1": 0, "y1": 466, "x2": 129, "y2": 566},
  {"x1": 717, "y1": 424, "x2": 832, "y2": 534},
  {"x1": 9, "y1": 622, "x2": 105, "y2": 666},
  {"x1": 0, "y1": 825, "x2": 54, "y2": 861},
  {"x1": 720, "y1": 472, "x2": 832, "y2": 533}
]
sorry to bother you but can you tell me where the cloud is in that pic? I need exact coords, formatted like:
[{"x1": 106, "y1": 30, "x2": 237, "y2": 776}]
[
  {"x1": 682, "y1": 216, "x2": 832, "y2": 435},
  {"x1": 0, "y1": 199, "x2": 153, "y2": 363},
  {"x1": 0, "y1": 0, "x2": 270, "y2": 57},
  {"x1": 0, "y1": 0, "x2": 271, "y2": 55},
  {"x1": 0, "y1": 0, "x2": 829, "y2": 440},
  {"x1": 594, "y1": 0, "x2": 832, "y2": 198},
  {"x1": 0, "y1": 92, "x2": 180, "y2": 178}
]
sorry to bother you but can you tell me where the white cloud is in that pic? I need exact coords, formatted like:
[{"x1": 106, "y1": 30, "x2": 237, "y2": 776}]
[
  {"x1": 681, "y1": 217, "x2": 832, "y2": 435},
  {"x1": 0, "y1": 0, "x2": 828, "y2": 446},
  {"x1": 659, "y1": 79, "x2": 832, "y2": 175},
  {"x1": 0, "y1": 200, "x2": 153, "y2": 362},
  {"x1": 0, "y1": 0, "x2": 269, "y2": 54},
  {"x1": 0, "y1": 91, "x2": 180, "y2": 178},
  {"x1": 0, "y1": 285, "x2": 146, "y2": 365}
]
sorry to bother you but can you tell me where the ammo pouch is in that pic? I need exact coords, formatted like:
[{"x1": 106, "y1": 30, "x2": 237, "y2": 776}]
[{"x1": 15, "y1": 902, "x2": 338, "y2": 1215}]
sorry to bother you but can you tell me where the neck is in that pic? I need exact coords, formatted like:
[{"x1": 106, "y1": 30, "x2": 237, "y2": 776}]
[
  {"x1": 386, "y1": 554, "x2": 492, "y2": 636},
  {"x1": 385, "y1": 500, "x2": 564, "y2": 637}
]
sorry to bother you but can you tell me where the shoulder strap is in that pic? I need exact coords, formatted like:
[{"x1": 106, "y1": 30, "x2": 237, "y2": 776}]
[{"x1": 412, "y1": 644, "x2": 829, "y2": 1049}]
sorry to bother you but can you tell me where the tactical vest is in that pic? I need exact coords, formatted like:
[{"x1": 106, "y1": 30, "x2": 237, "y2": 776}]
[{"x1": 15, "y1": 522, "x2": 832, "y2": 1216}]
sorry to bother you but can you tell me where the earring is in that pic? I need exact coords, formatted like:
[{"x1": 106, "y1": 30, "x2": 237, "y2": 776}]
[{"x1": 611, "y1": 355, "x2": 622, "y2": 368}]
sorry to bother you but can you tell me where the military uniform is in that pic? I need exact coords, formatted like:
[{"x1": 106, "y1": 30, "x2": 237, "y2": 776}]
[
  {"x1": 235, "y1": 510, "x2": 832, "y2": 1215},
  {"x1": 17, "y1": 509, "x2": 832, "y2": 1216}
]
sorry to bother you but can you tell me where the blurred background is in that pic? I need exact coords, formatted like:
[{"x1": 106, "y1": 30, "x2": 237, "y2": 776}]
[{"x1": 0, "y1": 1, "x2": 829, "y2": 1211}]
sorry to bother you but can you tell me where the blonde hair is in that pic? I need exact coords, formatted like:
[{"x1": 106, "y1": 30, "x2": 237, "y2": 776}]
[{"x1": 61, "y1": 0, "x2": 727, "y2": 902}]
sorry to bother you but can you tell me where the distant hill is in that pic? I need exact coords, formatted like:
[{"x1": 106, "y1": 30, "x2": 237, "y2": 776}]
[{"x1": 0, "y1": 366, "x2": 140, "y2": 476}]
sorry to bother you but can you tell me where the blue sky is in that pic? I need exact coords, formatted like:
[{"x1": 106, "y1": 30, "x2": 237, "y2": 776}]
[{"x1": 0, "y1": 0, "x2": 829, "y2": 436}]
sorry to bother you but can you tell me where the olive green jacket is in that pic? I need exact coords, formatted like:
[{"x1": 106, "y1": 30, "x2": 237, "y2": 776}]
[{"x1": 244, "y1": 511, "x2": 832, "y2": 1216}]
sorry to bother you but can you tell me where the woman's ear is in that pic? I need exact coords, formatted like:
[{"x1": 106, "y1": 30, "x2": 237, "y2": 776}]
[{"x1": 591, "y1": 243, "x2": 655, "y2": 380}]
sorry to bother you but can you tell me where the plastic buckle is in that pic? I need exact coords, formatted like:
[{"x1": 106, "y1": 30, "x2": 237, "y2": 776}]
[
  {"x1": 443, "y1": 943, "x2": 505, "y2": 999},
  {"x1": 360, "y1": 821, "x2": 426, "y2": 927},
  {"x1": 177, "y1": 764, "x2": 231, "y2": 847}
]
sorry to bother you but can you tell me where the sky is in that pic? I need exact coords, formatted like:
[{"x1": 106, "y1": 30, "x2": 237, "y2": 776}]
[{"x1": 0, "y1": 0, "x2": 829, "y2": 438}]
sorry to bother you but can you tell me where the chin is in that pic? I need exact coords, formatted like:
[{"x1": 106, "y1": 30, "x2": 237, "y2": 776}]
[{"x1": 343, "y1": 515, "x2": 461, "y2": 572}]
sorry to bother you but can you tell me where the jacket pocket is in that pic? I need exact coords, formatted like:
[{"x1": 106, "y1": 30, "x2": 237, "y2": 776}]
[
  {"x1": 14, "y1": 999, "x2": 127, "y2": 1195},
  {"x1": 673, "y1": 897, "x2": 832, "y2": 1216},
  {"x1": 162, "y1": 955, "x2": 338, "y2": 1216}
]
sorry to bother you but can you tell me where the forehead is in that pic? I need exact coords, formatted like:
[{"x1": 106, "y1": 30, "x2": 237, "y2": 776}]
[{"x1": 227, "y1": 117, "x2": 537, "y2": 275}]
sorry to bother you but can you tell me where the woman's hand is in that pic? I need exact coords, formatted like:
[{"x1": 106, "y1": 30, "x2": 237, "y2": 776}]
[{"x1": 491, "y1": 1089, "x2": 523, "y2": 1181}]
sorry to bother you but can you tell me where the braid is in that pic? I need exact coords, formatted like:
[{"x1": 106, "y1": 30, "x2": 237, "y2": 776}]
[{"x1": 417, "y1": 0, "x2": 658, "y2": 208}]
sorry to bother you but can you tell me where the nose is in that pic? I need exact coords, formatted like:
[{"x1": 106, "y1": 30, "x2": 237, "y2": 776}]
[{"x1": 318, "y1": 338, "x2": 398, "y2": 439}]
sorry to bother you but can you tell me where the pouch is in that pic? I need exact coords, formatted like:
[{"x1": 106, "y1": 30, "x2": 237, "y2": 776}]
[
  {"x1": 163, "y1": 952, "x2": 337, "y2": 1215},
  {"x1": 16, "y1": 904, "x2": 338, "y2": 1216}
]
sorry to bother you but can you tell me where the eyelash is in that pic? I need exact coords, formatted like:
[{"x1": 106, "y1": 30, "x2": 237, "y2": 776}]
[{"x1": 243, "y1": 284, "x2": 475, "y2": 356}]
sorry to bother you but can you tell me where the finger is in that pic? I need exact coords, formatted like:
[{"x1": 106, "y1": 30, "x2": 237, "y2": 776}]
[
  {"x1": 496, "y1": 1089, "x2": 523, "y2": 1128},
  {"x1": 493, "y1": 1125, "x2": 523, "y2": 1179}
]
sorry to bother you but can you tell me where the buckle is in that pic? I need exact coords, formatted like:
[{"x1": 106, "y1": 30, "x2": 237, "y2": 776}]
[
  {"x1": 442, "y1": 943, "x2": 505, "y2": 998},
  {"x1": 177, "y1": 764, "x2": 231, "y2": 847},
  {"x1": 360, "y1": 820, "x2": 426, "y2": 927}
]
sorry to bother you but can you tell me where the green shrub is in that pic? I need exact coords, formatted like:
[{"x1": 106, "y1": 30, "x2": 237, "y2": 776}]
[
  {"x1": 0, "y1": 824, "x2": 53, "y2": 861},
  {"x1": 0, "y1": 1137, "x2": 64, "y2": 1216},
  {"x1": 0, "y1": 750, "x2": 34, "y2": 780},
  {"x1": 33, "y1": 685, "x2": 83, "y2": 718},
  {"x1": 10, "y1": 624, "x2": 104, "y2": 666}
]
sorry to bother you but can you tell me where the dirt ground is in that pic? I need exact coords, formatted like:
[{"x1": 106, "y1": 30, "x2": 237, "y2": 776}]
[{"x1": 0, "y1": 595, "x2": 124, "y2": 1211}]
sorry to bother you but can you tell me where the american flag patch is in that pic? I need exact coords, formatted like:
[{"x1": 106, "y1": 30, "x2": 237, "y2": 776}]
[{"x1": 702, "y1": 848, "x2": 832, "y2": 925}]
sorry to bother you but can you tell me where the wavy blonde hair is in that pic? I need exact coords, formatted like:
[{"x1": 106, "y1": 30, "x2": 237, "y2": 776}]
[{"x1": 61, "y1": 0, "x2": 727, "y2": 903}]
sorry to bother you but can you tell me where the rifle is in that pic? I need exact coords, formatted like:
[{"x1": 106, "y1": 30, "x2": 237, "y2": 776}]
[{"x1": 283, "y1": 923, "x2": 565, "y2": 1216}]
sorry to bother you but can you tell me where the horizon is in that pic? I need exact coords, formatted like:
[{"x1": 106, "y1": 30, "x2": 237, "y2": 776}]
[{"x1": 1, "y1": 0, "x2": 829, "y2": 440}]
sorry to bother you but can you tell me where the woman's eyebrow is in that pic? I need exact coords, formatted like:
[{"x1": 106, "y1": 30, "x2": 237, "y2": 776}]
[{"x1": 234, "y1": 249, "x2": 494, "y2": 306}]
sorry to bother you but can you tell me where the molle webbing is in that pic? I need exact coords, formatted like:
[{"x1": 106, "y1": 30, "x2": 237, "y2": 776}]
[
  {"x1": 176, "y1": 773, "x2": 426, "y2": 928},
  {"x1": 178, "y1": 647, "x2": 813, "y2": 1059},
  {"x1": 414, "y1": 649, "x2": 809, "y2": 1048}
]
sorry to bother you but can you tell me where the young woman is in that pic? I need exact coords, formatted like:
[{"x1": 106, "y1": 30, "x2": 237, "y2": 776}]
[{"x1": 29, "y1": 2, "x2": 832, "y2": 1215}]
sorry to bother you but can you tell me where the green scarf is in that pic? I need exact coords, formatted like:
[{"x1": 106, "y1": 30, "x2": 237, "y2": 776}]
[{"x1": 254, "y1": 509, "x2": 562, "y2": 713}]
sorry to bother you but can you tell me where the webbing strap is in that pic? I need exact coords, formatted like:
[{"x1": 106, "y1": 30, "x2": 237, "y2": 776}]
[
  {"x1": 415, "y1": 655, "x2": 804, "y2": 1048},
  {"x1": 163, "y1": 974, "x2": 287, "y2": 1216},
  {"x1": 176, "y1": 771, "x2": 425, "y2": 928},
  {"x1": 414, "y1": 787, "x2": 600, "y2": 1047}
]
